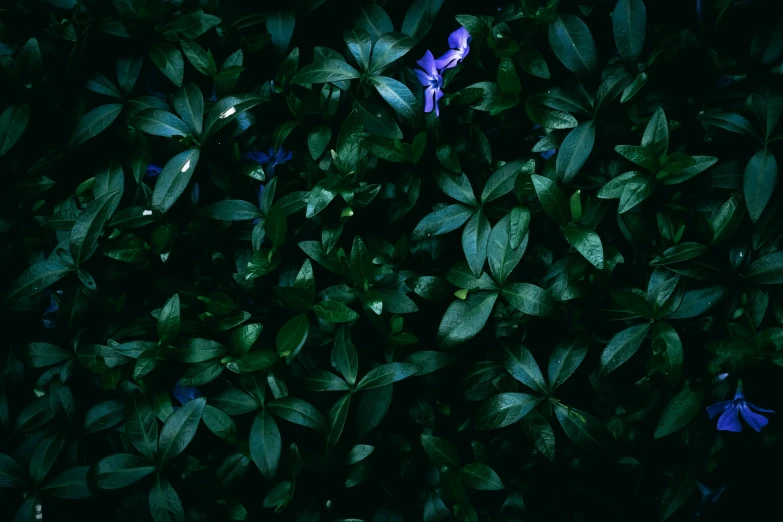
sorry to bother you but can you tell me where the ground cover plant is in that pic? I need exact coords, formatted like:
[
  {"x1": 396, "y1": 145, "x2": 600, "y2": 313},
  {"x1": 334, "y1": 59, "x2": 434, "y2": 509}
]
[{"x1": 1, "y1": 0, "x2": 783, "y2": 521}]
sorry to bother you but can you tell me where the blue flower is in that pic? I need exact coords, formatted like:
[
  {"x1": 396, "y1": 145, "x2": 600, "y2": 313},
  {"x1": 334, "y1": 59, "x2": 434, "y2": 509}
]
[
  {"x1": 146, "y1": 164, "x2": 162, "y2": 178},
  {"x1": 693, "y1": 482, "x2": 725, "y2": 517},
  {"x1": 414, "y1": 50, "x2": 444, "y2": 116},
  {"x1": 173, "y1": 381, "x2": 201, "y2": 408},
  {"x1": 435, "y1": 27, "x2": 472, "y2": 70},
  {"x1": 42, "y1": 290, "x2": 62, "y2": 329},
  {"x1": 532, "y1": 124, "x2": 557, "y2": 160},
  {"x1": 706, "y1": 382, "x2": 774, "y2": 432},
  {"x1": 243, "y1": 148, "x2": 292, "y2": 177}
]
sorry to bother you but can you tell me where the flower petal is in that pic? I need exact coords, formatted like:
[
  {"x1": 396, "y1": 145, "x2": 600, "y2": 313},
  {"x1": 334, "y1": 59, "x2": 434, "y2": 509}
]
[
  {"x1": 414, "y1": 69, "x2": 433, "y2": 87},
  {"x1": 449, "y1": 27, "x2": 471, "y2": 50},
  {"x1": 244, "y1": 151, "x2": 270, "y2": 164},
  {"x1": 747, "y1": 402, "x2": 775, "y2": 414},
  {"x1": 705, "y1": 400, "x2": 732, "y2": 420},
  {"x1": 739, "y1": 403, "x2": 770, "y2": 432},
  {"x1": 417, "y1": 50, "x2": 437, "y2": 77},
  {"x1": 716, "y1": 405, "x2": 742, "y2": 432},
  {"x1": 435, "y1": 49, "x2": 461, "y2": 70},
  {"x1": 423, "y1": 86, "x2": 435, "y2": 113}
]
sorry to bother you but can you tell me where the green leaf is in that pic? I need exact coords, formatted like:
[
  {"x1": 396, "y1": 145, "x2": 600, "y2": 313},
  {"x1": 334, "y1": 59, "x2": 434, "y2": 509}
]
[
  {"x1": 744, "y1": 251, "x2": 783, "y2": 284},
  {"x1": 84, "y1": 400, "x2": 125, "y2": 433},
  {"x1": 412, "y1": 204, "x2": 474, "y2": 240},
  {"x1": 133, "y1": 109, "x2": 190, "y2": 137},
  {"x1": 172, "y1": 83, "x2": 204, "y2": 136},
  {"x1": 504, "y1": 345, "x2": 547, "y2": 394},
  {"x1": 356, "y1": 363, "x2": 418, "y2": 391},
  {"x1": 660, "y1": 465, "x2": 696, "y2": 521},
  {"x1": 334, "y1": 327, "x2": 359, "y2": 386},
  {"x1": 24, "y1": 343, "x2": 71, "y2": 367},
  {"x1": 151, "y1": 149, "x2": 200, "y2": 213},
  {"x1": 353, "y1": 4, "x2": 393, "y2": 44},
  {"x1": 265, "y1": 206, "x2": 287, "y2": 247},
  {"x1": 370, "y1": 76, "x2": 418, "y2": 119},
  {"x1": 618, "y1": 176, "x2": 655, "y2": 214},
  {"x1": 521, "y1": 411, "x2": 556, "y2": 461},
  {"x1": 370, "y1": 33, "x2": 417, "y2": 74},
  {"x1": 148, "y1": 43, "x2": 184, "y2": 87},
  {"x1": 304, "y1": 370, "x2": 351, "y2": 391},
  {"x1": 350, "y1": 236, "x2": 373, "y2": 286},
  {"x1": 117, "y1": 56, "x2": 142, "y2": 96},
  {"x1": 307, "y1": 125, "x2": 332, "y2": 160},
  {"x1": 202, "y1": 404, "x2": 237, "y2": 441},
  {"x1": 548, "y1": 338, "x2": 588, "y2": 390},
  {"x1": 461, "y1": 211, "x2": 491, "y2": 278},
  {"x1": 70, "y1": 104, "x2": 124, "y2": 147},
  {"x1": 344, "y1": 29, "x2": 372, "y2": 71},
  {"x1": 201, "y1": 200, "x2": 262, "y2": 221},
  {"x1": 437, "y1": 292, "x2": 499, "y2": 348},
  {"x1": 666, "y1": 286, "x2": 728, "y2": 319},
  {"x1": 651, "y1": 321, "x2": 683, "y2": 384},
  {"x1": 291, "y1": 60, "x2": 361, "y2": 85},
  {"x1": 125, "y1": 393, "x2": 158, "y2": 462},
  {"x1": 420, "y1": 434, "x2": 459, "y2": 469},
  {"x1": 613, "y1": 0, "x2": 646, "y2": 63},
  {"x1": 699, "y1": 111, "x2": 758, "y2": 137},
  {"x1": 162, "y1": 13, "x2": 221, "y2": 40},
  {"x1": 178, "y1": 338, "x2": 225, "y2": 363},
  {"x1": 488, "y1": 214, "x2": 527, "y2": 285},
  {"x1": 436, "y1": 172, "x2": 477, "y2": 206},
  {"x1": 313, "y1": 301, "x2": 359, "y2": 323},
  {"x1": 266, "y1": 11, "x2": 295, "y2": 54},
  {"x1": 401, "y1": 0, "x2": 444, "y2": 40},
  {"x1": 403, "y1": 351, "x2": 457, "y2": 375},
  {"x1": 69, "y1": 191, "x2": 121, "y2": 266},
  {"x1": 210, "y1": 388, "x2": 259, "y2": 415},
  {"x1": 158, "y1": 397, "x2": 206, "y2": 463},
  {"x1": 306, "y1": 177, "x2": 340, "y2": 218},
  {"x1": 654, "y1": 382, "x2": 703, "y2": 438},
  {"x1": 531, "y1": 175, "x2": 570, "y2": 226},
  {"x1": 564, "y1": 224, "x2": 604, "y2": 269},
  {"x1": 598, "y1": 323, "x2": 651, "y2": 374},
  {"x1": 712, "y1": 191, "x2": 746, "y2": 244},
  {"x1": 462, "y1": 463, "x2": 504, "y2": 490},
  {"x1": 30, "y1": 430, "x2": 67, "y2": 484},
  {"x1": 250, "y1": 410, "x2": 281, "y2": 481},
  {"x1": 502, "y1": 283, "x2": 557, "y2": 317},
  {"x1": 642, "y1": 107, "x2": 669, "y2": 158},
  {"x1": 548, "y1": 14, "x2": 597, "y2": 74},
  {"x1": 475, "y1": 393, "x2": 543, "y2": 430},
  {"x1": 0, "y1": 104, "x2": 31, "y2": 156},
  {"x1": 328, "y1": 394, "x2": 351, "y2": 452},
  {"x1": 149, "y1": 475, "x2": 184, "y2": 522},
  {"x1": 621, "y1": 72, "x2": 647, "y2": 103},
  {"x1": 0, "y1": 454, "x2": 27, "y2": 489},
  {"x1": 481, "y1": 160, "x2": 528, "y2": 204},
  {"x1": 614, "y1": 145, "x2": 658, "y2": 170},
  {"x1": 267, "y1": 397, "x2": 327, "y2": 431},
  {"x1": 41, "y1": 467, "x2": 93, "y2": 499},
  {"x1": 515, "y1": 47, "x2": 551, "y2": 79},
  {"x1": 554, "y1": 403, "x2": 611, "y2": 453},
  {"x1": 89, "y1": 454, "x2": 156, "y2": 490},
  {"x1": 225, "y1": 349, "x2": 278, "y2": 373},
  {"x1": 556, "y1": 120, "x2": 595, "y2": 183},
  {"x1": 202, "y1": 94, "x2": 266, "y2": 140},
  {"x1": 497, "y1": 58, "x2": 521, "y2": 95},
  {"x1": 509, "y1": 206, "x2": 531, "y2": 250},
  {"x1": 744, "y1": 148, "x2": 778, "y2": 222},
  {"x1": 650, "y1": 242, "x2": 708, "y2": 265},
  {"x1": 276, "y1": 314, "x2": 309, "y2": 358},
  {"x1": 157, "y1": 294, "x2": 180, "y2": 344}
]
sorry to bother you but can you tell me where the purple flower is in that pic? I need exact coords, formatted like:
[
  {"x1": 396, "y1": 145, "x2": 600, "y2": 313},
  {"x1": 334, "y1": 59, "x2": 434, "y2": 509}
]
[
  {"x1": 435, "y1": 27, "x2": 472, "y2": 70},
  {"x1": 414, "y1": 50, "x2": 444, "y2": 116},
  {"x1": 243, "y1": 148, "x2": 292, "y2": 177},
  {"x1": 146, "y1": 164, "x2": 162, "y2": 178},
  {"x1": 42, "y1": 290, "x2": 62, "y2": 329},
  {"x1": 706, "y1": 382, "x2": 774, "y2": 432},
  {"x1": 693, "y1": 482, "x2": 725, "y2": 517},
  {"x1": 173, "y1": 381, "x2": 201, "y2": 408}
]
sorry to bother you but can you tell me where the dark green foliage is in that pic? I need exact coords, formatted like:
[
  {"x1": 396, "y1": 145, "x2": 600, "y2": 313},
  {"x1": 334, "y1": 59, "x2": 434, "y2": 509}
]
[{"x1": 1, "y1": 1, "x2": 783, "y2": 522}]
